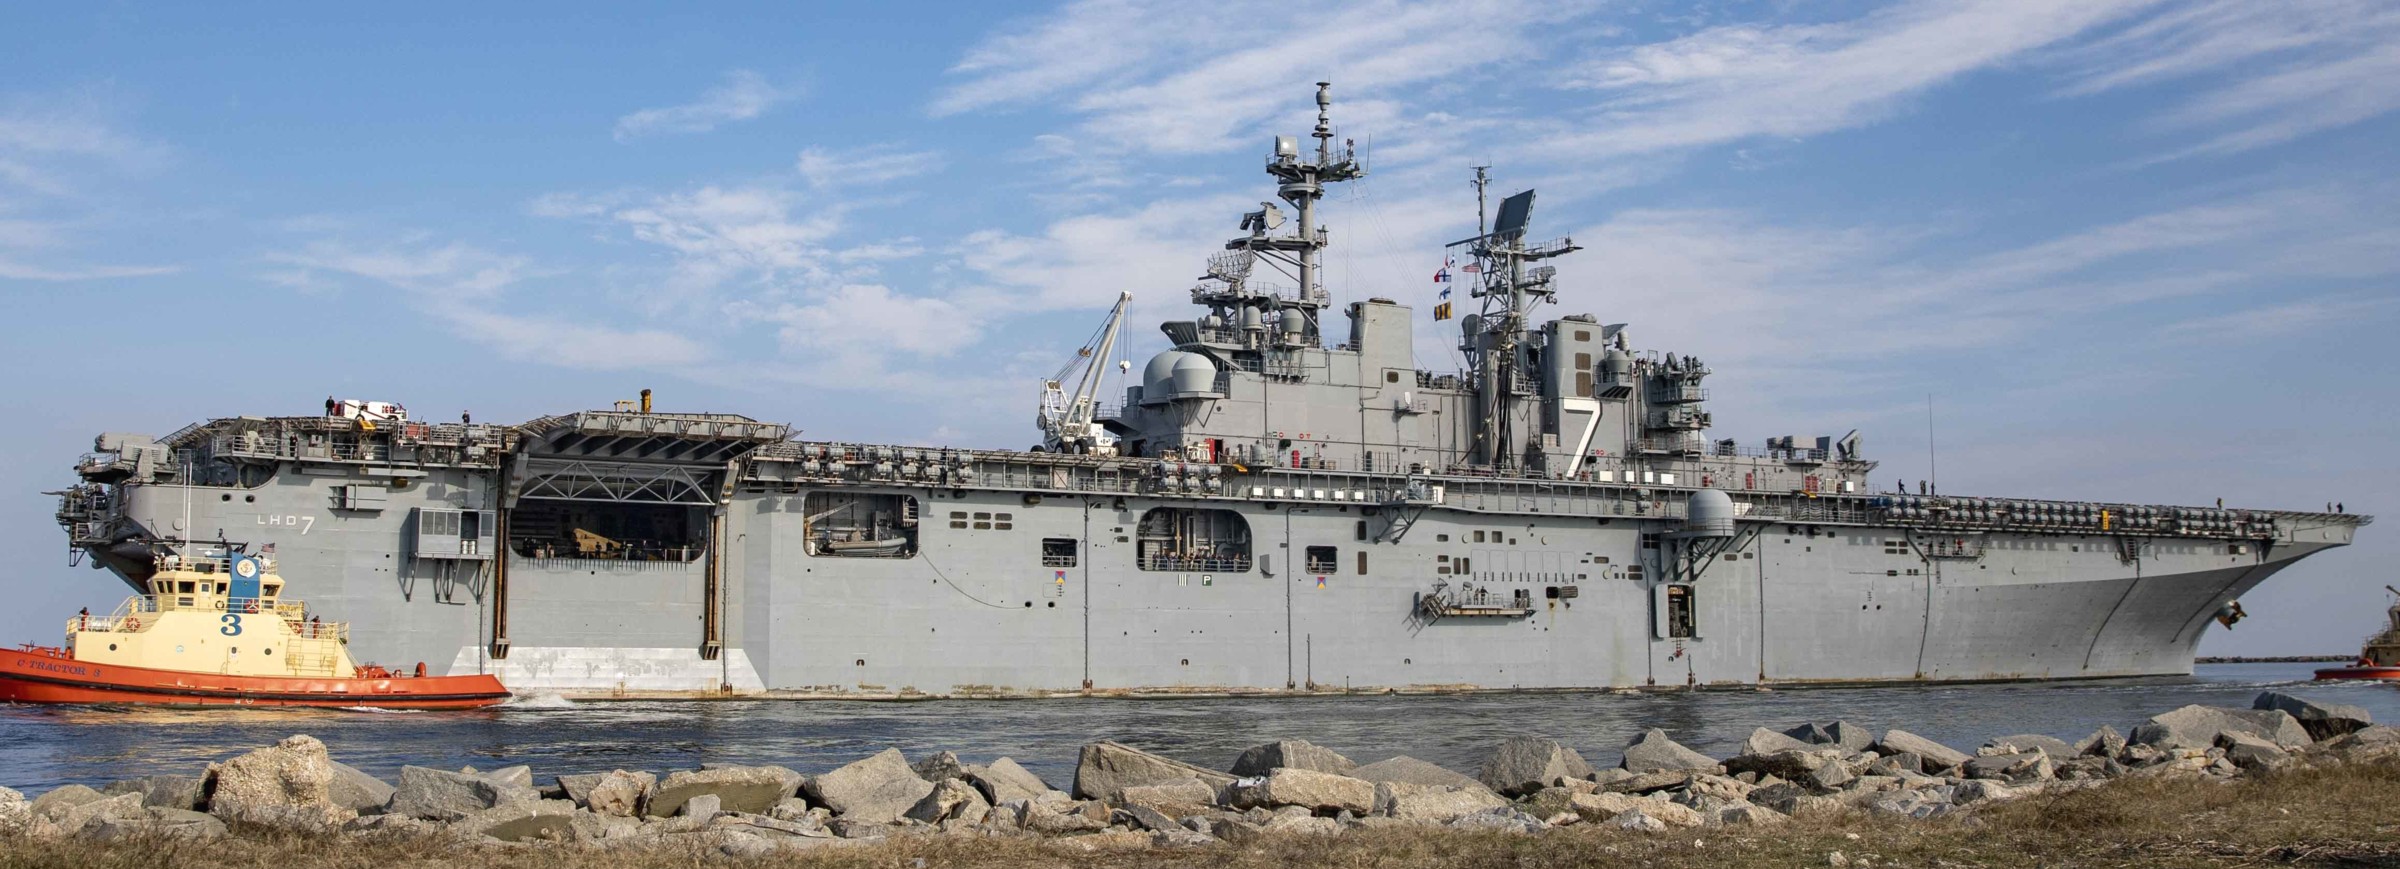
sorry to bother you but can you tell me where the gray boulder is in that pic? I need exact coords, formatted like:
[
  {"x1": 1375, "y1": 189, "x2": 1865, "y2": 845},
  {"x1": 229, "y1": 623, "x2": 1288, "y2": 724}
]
[
  {"x1": 903, "y1": 778, "x2": 990, "y2": 824},
  {"x1": 800, "y1": 749, "x2": 933, "y2": 824},
  {"x1": 43, "y1": 791, "x2": 145, "y2": 834},
  {"x1": 1476, "y1": 737, "x2": 1594, "y2": 796},
  {"x1": 1620, "y1": 729, "x2": 1718, "y2": 773},
  {"x1": 910, "y1": 751, "x2": 965, "y2": 784},
  {"x1": 964, "y1": 757, "x2": 1051, "y2": 806},
  {"x1": 1228, "y1": 768, "x2": 1376, "y2": 815},
  {"x1": 1715, "y1": 802, "x2": 1789, "y2": 826},
  {"x1": 2254, "y1": 691, "x2": 2374, "y2": 741},
  {"x1": 328, "y1": 762, "x2": 395, "y2": 813},
  {"x1": 698, "y1": 762, "x2": 806, "y2": 798},
  {"x1": 2075, "y1": 725, "x2": 2127, "y2": 758},
  {"x1": 1602, "y1": 769, "x2": 1694, "y2": 794},
  {"x1": 1230, "y1": 739, "x2": 1357, "y2": 777},
  {"x1": 102, "y1": 776, "x2": 205, "y2": 811},
  {"x1": 1873, "y1": 730, "x2": 1970, "y2": 772},
  {"x1": 1112, "y1": 803, "x2": 1184, "y2": 832},
  {"x1": 469, "y1": 765, "x2": 535, "y2": 790},
  {"x1": 0, "y1": 786, "x2": 26, "y2": 836},
  {"x1": 2217, "y1": 732, "x2": 2294, "y2": 772},
  {"x1": 91, "y1": 806, "x2": 227, "y2": 841},
  {"x1": 1072, "y1": 741, "x2": 1234, "y2": 804},
  {"x1": 455, "y1": 799, "x2": 580, "y2": 843},
  {"x1": 1350, "y1": 756, "x2": 1485, "y2": 790},
  {"x1": 1864, "y1": 787, "x2": 1952, "y2": 819},
  {"x1": 205, "y1": 735, "x2": 347, "y2": 828},
  {"x1": 1447, "y1": 806, "x2": 1545, "y2": 833},
  {"x1": 1984, "y1": 734, "x2": 2076, "y2": 758},
  {"x1": 1723, "y1": 748, "x2": 1843, "y2": 783},
  {"x1": 1372, "y1": 782, "x2": 1509, "y2": 823},
  {"x1": 1116, "y1": 779, "x2": 1220, "y2": 817},
  {"x1": 388, "y1": 766, "x2": 538, "y2": 821},
  {"x1": 1863, "y1": 753, "x2": 1923, "y2": 778},
  {"x1": 1950, "y1": 779, "x2": 2018, "y2": 804},
  {"x1": 558, "y1": 770, "x2": 655, "y2": 817},
  {"x1": 1963, "y1": 752, "x2": 2053, "y2": 784},
  {"x1": 2131, "y1": 705, "x2": 2310, "y2": 751},
  {"x1": 29, "y1": 784, "x2": 104, "y2": 820},
  {"x1": 2321, "y1": 725, "x2": 2400, "y2": 763},
  {"x1": 1785, "y1": 721, "x2": 1875, "y2": 753},
  {"x1": 653, "y1": 765, "x2": 800, "y2": 818},
  {"x1": 1742, "y1": 728, "x2": 1818, "y2": 757}
]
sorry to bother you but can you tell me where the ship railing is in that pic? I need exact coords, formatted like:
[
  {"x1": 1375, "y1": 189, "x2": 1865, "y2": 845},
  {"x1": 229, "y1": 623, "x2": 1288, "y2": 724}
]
[
  {"x1": 1137, "y1": 555, "x2": 1253, "y2": 573},
  {"x1": 76, "y1": 597, "x2": 163, "y2": 633}
]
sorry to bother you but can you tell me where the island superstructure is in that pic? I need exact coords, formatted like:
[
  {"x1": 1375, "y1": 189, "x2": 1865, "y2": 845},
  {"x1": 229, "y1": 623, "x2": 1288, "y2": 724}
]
[{"x1": 49, "y1": 85, "x2": 2367, "y2": 696}]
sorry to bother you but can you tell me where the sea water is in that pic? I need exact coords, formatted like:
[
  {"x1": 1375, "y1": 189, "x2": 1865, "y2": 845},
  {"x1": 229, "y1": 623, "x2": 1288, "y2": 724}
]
[{"x1": 3, "y1": 663, "x2": 2391, "y2": 791}]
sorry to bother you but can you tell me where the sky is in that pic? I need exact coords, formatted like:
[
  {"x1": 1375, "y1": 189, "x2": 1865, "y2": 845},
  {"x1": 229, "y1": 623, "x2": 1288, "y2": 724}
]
[{"x1": 1, "y1": 0, "x2": 2394, "y2": 657}]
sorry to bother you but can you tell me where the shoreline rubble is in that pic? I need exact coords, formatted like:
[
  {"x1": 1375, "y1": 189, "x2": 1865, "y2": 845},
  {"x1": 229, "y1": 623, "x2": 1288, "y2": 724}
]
[{"x1": 0, "y1": 690, "x2": 2390, "y2": 856}]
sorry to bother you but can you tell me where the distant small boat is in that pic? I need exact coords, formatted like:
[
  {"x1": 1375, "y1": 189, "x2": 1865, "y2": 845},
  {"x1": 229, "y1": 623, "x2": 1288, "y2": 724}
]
[
  {"x1": 2316, "y1": 585, "x2": 2400, "y2": 682},
  {"x1": 1, "y1": 548, "x2": 508, "y2": 709}
]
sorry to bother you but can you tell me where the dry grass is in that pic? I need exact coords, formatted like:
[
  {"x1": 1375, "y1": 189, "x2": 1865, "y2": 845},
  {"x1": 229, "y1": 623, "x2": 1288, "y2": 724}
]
[{"x1": 9, "y1": 762, "x2": 2400, "y2": 869}]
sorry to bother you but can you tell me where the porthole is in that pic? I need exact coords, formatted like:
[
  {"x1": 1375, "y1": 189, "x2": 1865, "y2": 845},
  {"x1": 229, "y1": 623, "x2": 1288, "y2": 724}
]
[
  {"x1": 108, "y1": 644, "x2": 117, "y2": 651},
  {"x1": 245, "y1": 495, "x2": 256, "y2": 503},
  {"x1": 220, "y1": 494, "x2": 231, "y2": 502}
]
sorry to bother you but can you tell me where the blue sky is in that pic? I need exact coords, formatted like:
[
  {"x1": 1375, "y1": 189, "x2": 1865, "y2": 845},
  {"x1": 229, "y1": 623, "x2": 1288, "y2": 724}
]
[{"x1": 2, "y1": 0, "x2": 2394, "y2": 655}]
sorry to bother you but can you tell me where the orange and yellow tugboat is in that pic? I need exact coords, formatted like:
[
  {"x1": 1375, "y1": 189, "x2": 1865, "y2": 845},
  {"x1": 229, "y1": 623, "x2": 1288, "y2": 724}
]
[
  {"x1": 2316, "y1": 585, "x2": 2400, "y2": 682},
  {"x1": 2, "y1": 548, "x2": 508, "y2": 708}
]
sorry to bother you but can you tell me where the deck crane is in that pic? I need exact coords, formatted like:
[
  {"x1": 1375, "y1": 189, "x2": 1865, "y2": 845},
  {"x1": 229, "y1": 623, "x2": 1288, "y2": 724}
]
[{"x1": 1037, "y1": 291, "x2": 1134, "y2": 455}]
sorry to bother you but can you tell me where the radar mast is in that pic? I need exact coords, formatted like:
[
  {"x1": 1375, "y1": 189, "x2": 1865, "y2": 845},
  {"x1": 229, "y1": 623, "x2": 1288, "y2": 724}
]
[{"x1": 1449, "y1": 169, "x2": 1582, "y2": 469}]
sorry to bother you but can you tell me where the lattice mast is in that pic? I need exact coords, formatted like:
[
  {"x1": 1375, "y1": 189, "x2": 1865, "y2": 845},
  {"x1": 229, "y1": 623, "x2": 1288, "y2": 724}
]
[{"x1": 1452, "y1": 168, "x2": 1581, "y2": 468}]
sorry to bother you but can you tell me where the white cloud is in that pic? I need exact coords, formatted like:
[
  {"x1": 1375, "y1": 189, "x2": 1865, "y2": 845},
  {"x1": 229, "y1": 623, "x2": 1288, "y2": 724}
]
[
  {"x1": 264, "y1": 238, "x2": 706, "y2": 370},
  {"x1": 934, "y1": 0, "x2": 1584, "y2": 155},
  {"x1": 0, "y1": 260, "x2": 178, "y2": 281},
  {"x1": 1538, "y1": 0, "x2": 2160, "y2": 160},
  {"x1": 612, "y1": 71, "x2": 796, "y2": 141},
  {"x1": 556, "y1": 184, "x2": 845, "y2": 298},
  {"x1": 2161, "y1": 295, "x2": 2400, "y2": 343},
  {"x1": 0, "y1": 98, "x2": 176, "y2": 280},
  {"x1": 2047, "y1": 0, "x2": 2400, "y2": 161},
  {"x1": 797, "y1": 145, "x2": 944, "y2": 188},
  {"x1": 766, "y1": 283, "x2": 980, "y2": 356}
]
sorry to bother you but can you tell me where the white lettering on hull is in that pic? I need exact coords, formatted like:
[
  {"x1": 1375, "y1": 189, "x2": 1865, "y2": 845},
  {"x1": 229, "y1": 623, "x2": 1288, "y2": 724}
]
[{"x1": 256, "y1": 514, "x2": 317, "y2": 534}]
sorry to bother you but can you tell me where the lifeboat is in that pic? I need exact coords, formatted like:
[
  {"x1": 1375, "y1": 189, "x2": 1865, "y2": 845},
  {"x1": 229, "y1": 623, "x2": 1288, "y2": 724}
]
[
  {"x1": 2315, "y1": 585, "x2": 2400, "y2": 682},
  {"x1": 0, "y1": 549, "x2": 507, "y2": 709}
]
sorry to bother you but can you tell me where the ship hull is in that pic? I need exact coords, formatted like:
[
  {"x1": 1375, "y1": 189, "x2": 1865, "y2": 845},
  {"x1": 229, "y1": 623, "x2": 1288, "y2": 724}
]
[
  {"x1": 2315, "y1": 666, "x2": 2400, "y2": 682},
  {"x1": 83, "y1": 445, "x2": 2365, "y2": 697},
  {"x1": 0, "y1": 648, "x2": 509, "y2": 709}
]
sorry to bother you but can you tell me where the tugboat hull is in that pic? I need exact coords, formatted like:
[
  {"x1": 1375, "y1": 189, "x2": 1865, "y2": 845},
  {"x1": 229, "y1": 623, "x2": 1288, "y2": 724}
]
[
  {"x1": 0, "y1": 647, "x2": 509, "y2": 709},
  {"x1": 2314, "y1": 665, "x2": 2400, "y2": 682}
]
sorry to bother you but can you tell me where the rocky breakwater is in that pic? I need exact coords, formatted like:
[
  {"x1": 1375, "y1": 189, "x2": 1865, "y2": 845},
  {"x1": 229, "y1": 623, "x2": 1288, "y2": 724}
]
[{"x1": 1, "y1": 691, "x2": 2392, "y2": 857}]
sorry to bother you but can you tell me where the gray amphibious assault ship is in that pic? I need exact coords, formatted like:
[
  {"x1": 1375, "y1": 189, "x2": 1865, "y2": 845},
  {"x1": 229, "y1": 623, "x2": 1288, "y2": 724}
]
[{"x1": 52, "y1": 85, "x2": 2368, "y2": 696}]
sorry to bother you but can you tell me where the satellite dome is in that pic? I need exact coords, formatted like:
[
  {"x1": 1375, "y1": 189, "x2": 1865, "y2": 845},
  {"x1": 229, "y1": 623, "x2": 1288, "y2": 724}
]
[{"x1": 1686, "y1": 489, "x2": 1736, "y2": 537}]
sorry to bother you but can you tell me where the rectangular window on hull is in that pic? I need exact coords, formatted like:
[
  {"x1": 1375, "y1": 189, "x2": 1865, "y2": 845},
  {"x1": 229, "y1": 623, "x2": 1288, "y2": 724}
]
[
  {"x1": 1042, "y1": 538, "x2": 1078, "y2": 567},
  {"x1": 1135, "y1": 507, "x2": 1252, "y2": 572},
  {"x1": 1305, "y1": 546, "x2": 1337, "y2": 574},
  {"x1": 1356, "y1": 550, "x2": 1367, "y2": 575},
  {"x1": 508, "y1": 502, "x2": 695, "y2": 561},
  {"x1": 1664, "y1": 584, "x2": 1696, "y2": 638},
  {"x1": 803, "y1": 492, "x2": 920, "y2": 559}
]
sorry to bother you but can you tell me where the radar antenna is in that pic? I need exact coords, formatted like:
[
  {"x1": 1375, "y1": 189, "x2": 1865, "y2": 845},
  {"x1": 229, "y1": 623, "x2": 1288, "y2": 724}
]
[{"x1": 1447, "y1": 169, "x2": 1584, "y2": 468}]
